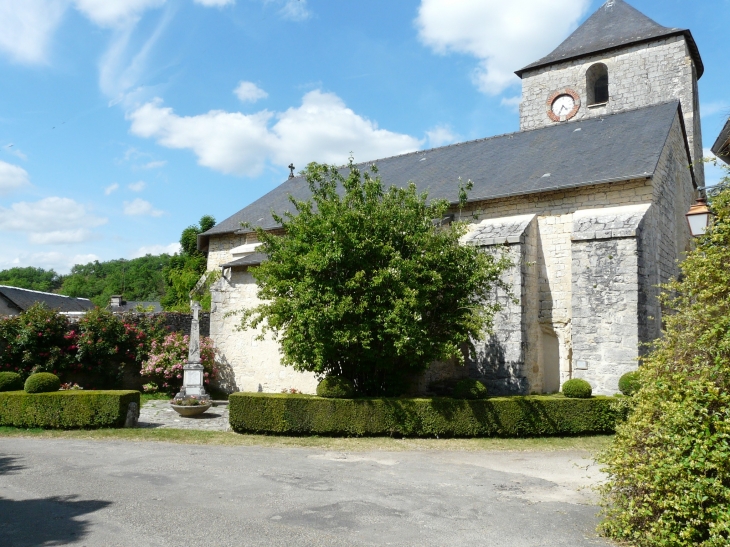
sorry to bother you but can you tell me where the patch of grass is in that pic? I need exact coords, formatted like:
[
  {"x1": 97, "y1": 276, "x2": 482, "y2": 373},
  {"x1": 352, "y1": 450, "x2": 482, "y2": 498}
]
[
  {"x1": 0, "y1": 426, "x2": 613, "y2": 453},
  {"x1": 141, "y1": 392, "x2": 173, "y2": 404}
]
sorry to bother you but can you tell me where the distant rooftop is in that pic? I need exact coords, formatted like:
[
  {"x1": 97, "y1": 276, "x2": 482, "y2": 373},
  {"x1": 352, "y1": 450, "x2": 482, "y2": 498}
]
[
  {"x1": 515, "y1": 0, "x2": 703, "y2": 78},
  {"x1": 0, "y1": 285, "x2": 95, "y2": 314},
  {"x1": 712, "y1": 118, "x2": 730, "y2": 165}
]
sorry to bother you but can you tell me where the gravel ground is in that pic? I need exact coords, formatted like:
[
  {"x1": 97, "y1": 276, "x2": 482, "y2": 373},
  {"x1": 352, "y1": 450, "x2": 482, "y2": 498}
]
[
  {"x1": 138, "y1": 399, "x2": 230, "y2": 431},
  {"x1": 0, "y1": 437, "x2": 612, "y2": 547}
]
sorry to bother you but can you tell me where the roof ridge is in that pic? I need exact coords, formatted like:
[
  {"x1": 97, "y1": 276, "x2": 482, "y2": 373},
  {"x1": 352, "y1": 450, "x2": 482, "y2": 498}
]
[
  {"x1": 289, "y1": 100, "x2": 681, "y2": 180},
  {"x1": 0, "y1": 285, "x2": 92, "y2": 302}
]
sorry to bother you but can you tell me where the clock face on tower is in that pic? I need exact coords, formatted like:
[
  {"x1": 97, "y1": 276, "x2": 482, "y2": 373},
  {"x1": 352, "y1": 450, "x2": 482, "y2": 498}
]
[
  {"x1": 551, "y1": 95, "x2": 575, "y2": 116},
  {"x1": 546, "y1": 89, "x2": 581, "y2": 122}
]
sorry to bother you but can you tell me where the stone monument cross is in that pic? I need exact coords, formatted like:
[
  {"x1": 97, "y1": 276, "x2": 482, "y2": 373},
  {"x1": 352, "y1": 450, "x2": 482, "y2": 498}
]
[{"x1": 181, "y1": 300, "x2": 207, "y2": 398}]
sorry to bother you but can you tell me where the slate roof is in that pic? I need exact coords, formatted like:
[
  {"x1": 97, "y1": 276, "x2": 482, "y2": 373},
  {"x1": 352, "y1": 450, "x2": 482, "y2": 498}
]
[
  {"x1": 712, "y1": 118, "x2": 730, "y2": 165},
  {"x1": 200, "y1": 101, "x2": 690, "y2": 249},
  {"x1": 515, "y1": 0, "x2": 703, "y2": 79},
  {"x1": 0, "y1": 286, "x2": 95, "y2": 314},
  {"x1": 221, "y1": 253, "x2": 268, "y2": 269}
]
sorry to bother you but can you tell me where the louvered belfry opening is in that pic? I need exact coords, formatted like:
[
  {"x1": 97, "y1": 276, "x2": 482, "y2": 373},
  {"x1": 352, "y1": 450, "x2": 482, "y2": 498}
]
[{"x1": 586, "y1": 63, "x2": 609, "y2": 105}]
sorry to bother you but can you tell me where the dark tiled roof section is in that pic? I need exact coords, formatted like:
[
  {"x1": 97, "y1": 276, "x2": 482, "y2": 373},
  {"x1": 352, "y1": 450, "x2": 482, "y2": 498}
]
[
  {"x1": 515, "y1": 0, "x2": 703, "y2": 79},
  {"x1": 202, "y1": 101, "x2": 684, "y2": 240},
  {"x1": 0, "y1": 286, "x2": 95, "y2": 313},
  {"x1": 711, "y1": 118, "x2": 730, "y2": 165},
  {"x1": 221, "y1": 253, "x2": 268, "y2": 269}
]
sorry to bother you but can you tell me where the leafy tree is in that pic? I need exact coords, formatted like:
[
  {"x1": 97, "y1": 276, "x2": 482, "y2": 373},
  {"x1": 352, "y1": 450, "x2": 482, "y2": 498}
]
[
  {"x1": 162, "y1": 215, "x2": 216, "y2": 312},
  {"x1": 599, "y1": 162, "x2": 730, "y2": 547},
  {"x1": 0, "y1": 267, "x2": 63, "y2": 292},
  {"x1": 238, "y1": 160, "x2": 510, "y2": 396},
  {"x1": 60, "y1": 254, "x2": 171, "y2": 307}
]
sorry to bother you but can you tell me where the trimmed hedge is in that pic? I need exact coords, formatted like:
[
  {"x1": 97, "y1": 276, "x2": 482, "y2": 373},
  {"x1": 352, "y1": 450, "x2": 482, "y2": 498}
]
[
  {"x1": 0, "y1": 372, "x2": 23, "y2": 392},
  {"x1": 316, "y1": 377, "x2": 355, "y2": 398},
  {"x1": 453, "y1": 379, "x2": 488, "y2": 400},
  {"x1": 562, "y1": 378, "x2": 592, "y2": 399},
  {"x1": 24, "y1": 372, "x2": 61, "y2": 393},
  {"x1": 0, "y1": 390, "x2": 140, "y2": 429},
  {"x1": 229, "y1": 393, "x2": 625, "y2": 437}
]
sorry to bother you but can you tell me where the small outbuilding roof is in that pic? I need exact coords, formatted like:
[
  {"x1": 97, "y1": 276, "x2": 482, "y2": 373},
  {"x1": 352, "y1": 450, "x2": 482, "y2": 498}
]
[
  {"x1": 0, "y1": 285, "x2": 95, "y2": 314},
  {"x1": 200, "y1": 101, "x2": 690, "y2": 250},
  {"x1": 711, "y1": 118, "x2": 730, "y2": 165},
  {"x1": 515, "y1": 0, "x2": 703, "y2": 79},
  {"x1": 220, "y1": 253, "x2": 268, "y2": 269}
]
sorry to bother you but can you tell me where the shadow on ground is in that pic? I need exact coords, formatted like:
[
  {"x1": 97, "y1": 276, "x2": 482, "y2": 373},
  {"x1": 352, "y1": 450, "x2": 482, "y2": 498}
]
[{"x1": 0, "y1": 455, "x2": 112, "y2": 547}]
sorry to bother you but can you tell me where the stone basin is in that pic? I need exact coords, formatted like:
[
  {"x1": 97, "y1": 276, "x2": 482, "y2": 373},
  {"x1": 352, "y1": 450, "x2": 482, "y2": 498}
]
[{"x1": 170, "y1": 403, "x2": 212, "y2": 417}]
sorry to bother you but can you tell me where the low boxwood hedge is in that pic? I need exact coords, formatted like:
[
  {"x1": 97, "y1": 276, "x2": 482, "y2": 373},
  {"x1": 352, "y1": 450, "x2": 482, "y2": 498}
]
[
  {"x1": 0, "y1": 390, "x2": 140, "y2": 429},
  {"x1": 229, "y1": 393, "x2": 626, "y2": 437}
]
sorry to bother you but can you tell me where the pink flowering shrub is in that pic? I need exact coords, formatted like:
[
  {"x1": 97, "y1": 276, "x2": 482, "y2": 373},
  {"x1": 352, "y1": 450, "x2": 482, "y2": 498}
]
[{"x1": 141, "y1": 332, "x2": 217, "y2": 392}]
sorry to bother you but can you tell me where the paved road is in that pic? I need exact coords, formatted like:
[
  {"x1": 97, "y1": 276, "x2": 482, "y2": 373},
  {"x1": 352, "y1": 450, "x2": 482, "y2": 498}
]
[{"x1": 0, "y1": 438, "x2": 612, "y2": 546}]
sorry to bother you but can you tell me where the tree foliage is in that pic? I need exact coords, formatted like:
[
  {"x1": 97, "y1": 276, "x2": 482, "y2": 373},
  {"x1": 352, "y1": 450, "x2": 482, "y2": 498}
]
[
  {"x1": 60, "y1": 255, "x2": 171, "y2": 307},
  {"x1": 599, "y1": 162, "x2": 730, "y2": 547},
  {"x1": 162, "y1": 215, "x2": 216, "y2": 312},
  {"x1": 239, "y1": 160, "x2": 509, "y2": 396},
  {"x1": 0, "y1": 267, "x2": 63, "y2": 292}
]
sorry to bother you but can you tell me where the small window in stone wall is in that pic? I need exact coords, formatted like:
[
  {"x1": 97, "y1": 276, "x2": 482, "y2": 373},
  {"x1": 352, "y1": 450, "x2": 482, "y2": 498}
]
[{"x1": 586, "y1": 63, "x2": 609, "y2": 106}]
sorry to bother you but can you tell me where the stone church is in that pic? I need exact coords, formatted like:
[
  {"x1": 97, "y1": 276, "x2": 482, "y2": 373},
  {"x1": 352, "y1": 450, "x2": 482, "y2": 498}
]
[{"x1": 198, "y1": 0, "x2": 705, "y2": 396}]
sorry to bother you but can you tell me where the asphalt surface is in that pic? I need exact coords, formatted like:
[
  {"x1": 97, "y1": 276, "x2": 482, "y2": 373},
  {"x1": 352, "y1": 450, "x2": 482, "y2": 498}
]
[{"x1": 0, "y1": 438, "x2": 612, "y2": 546}]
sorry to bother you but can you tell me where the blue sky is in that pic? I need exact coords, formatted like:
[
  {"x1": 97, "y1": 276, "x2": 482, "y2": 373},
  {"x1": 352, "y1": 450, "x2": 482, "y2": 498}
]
[{"x1": 0, "y1": 0, "x2": 727, "y2": 273}]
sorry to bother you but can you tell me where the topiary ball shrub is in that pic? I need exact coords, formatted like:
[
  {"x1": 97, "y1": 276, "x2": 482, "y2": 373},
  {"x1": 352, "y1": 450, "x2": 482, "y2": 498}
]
[
  {"x1": 562, "y1": 378, "x2": 592, "y2": 398},
  {"x1": 618, "y1": 371, "x2": 641, "y2": 396},
  {"x1": 452, "y1": 378, "x2": 488, "y2": 399},
  {"x1": 316, "y1": 377, "x2": 355, "y2": 398},
  {"x1": 24, "y1": 372, "x2": 61, "y2": 394},
  {"x1": 0, "y1": 372, "x2": 23, "y2": 392}
]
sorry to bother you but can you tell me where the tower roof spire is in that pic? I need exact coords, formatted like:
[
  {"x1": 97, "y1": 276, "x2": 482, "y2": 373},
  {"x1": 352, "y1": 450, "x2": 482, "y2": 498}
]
[{"x1": 515, "y1": 0, "x2": 703, "y2": 78}]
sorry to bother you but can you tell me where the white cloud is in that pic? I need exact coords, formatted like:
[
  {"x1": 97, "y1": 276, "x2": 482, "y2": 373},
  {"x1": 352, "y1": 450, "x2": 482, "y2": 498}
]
[
  {"x1": 194, "y1": 0, "x2": 234, "y2": 6},
  {"x1": 279, "y1": 0, "x2": 310, "y2": 21},
  {"x1": 426, "y1": 125, "x2": 460, "y2": 148},
  {"x1": 704, "y1": 148, "x2": 727, "y2": 189},
  {"x1": 142, "y1": 160, "x2": 166, "y2": 169},
  {"x1": 234, "y1": 81, "x2": 268, "y2": 103},
  {"x1": 123, "y1": 198, "x2": 164, "y2": 217},
  {"x1": 0, "y1": 197, "x2": 107, "y2": 244},
  {"x1": 129, "y1": 90, "x2": 422, "y2": 177},
  {"x1": 0, "y1": 161, "x2": 31, "y2": 195},
  {"x1": 702, "y1": 101, "x2": 730, "y2": 119},
  {"x1": 131, "y1": 242, "x2": 181, "y2": 258},
  {"x1": 500, "y1": 96, "x2": 522, "y2": 112},
  {"x1": 0, "y1": 251, "x2": 101, "y2": 274},
  {"x1": 0, "y1": 0, "x2": 66, "y2": 64},
  {"x1": 105, "y1": 182, "x2": 120, "y2": 195},
  {"x1": 128, "y1": 180, "x2": 146, "y2": 192},
  {"x1": 415, "y1": 0, "x2": 591, "y2": 94},
  {"x1": 72, "y1": 0, "x2": 166, "y2": 28}
]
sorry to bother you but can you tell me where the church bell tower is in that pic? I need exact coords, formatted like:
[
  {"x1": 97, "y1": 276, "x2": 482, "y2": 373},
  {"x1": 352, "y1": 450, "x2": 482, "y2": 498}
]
[{"x1": 515, "y1": 0, "x2": 704, "y2": 184}]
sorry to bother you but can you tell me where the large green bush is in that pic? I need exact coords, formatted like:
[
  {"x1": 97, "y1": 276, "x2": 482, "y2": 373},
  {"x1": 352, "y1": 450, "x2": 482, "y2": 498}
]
[
  {"x1": 0, "y1": 305, "x2": 167, "y2": 389},
  {"x1": 452, "y1": 378, "x2": 488, "y2": 399},
  {"x1": 562, "y1": 378, "x2": 592, "y2": 398},
  {"x1": 229, "y1": 393, "x2": 624, "y2": 437},
  {"x1": 618, "y1": 371, "x2": 641, "y2": 396},
  {"x1": 238, "y1": 160, "x2": 509, "y2": 395},
  {"x1": 0, "y1": 303, "x2": 73, "y2": 377},
  {"x1": 24, "y1": 373, "x2": 60, "y2": 393},
  {"x1": 599, "y1": 165, "x2": 730, "y2": 547},
  {"x1": 316, "y1": 377, "x2": 355, "y2": 398},
  {"x1": 0, "y1": 372, "x2": 22, "y2": 392},
  {"x1": 0, "y1": 390, "x2": 139, "y2": 429}
]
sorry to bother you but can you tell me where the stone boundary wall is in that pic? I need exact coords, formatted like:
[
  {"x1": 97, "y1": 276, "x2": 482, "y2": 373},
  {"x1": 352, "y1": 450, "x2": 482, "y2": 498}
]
[{"x1": 120, "y1": 312, "x2": 211, "y2": 338}]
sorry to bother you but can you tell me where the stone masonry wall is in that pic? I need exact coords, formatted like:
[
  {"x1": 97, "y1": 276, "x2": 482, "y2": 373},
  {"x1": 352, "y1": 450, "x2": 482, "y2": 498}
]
[
  {"x1": 519, "y1": 35, "x2": 704, "y2": 185},
  {"x1": 461, "y1": 215, "x2": 538, "y2": 395},
  {"x1": 209, "y1": 270, "x2": 318, "y2": 394},
  {"x1": 570, "y1": 204, "x2": 650, "y2": 394}
]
